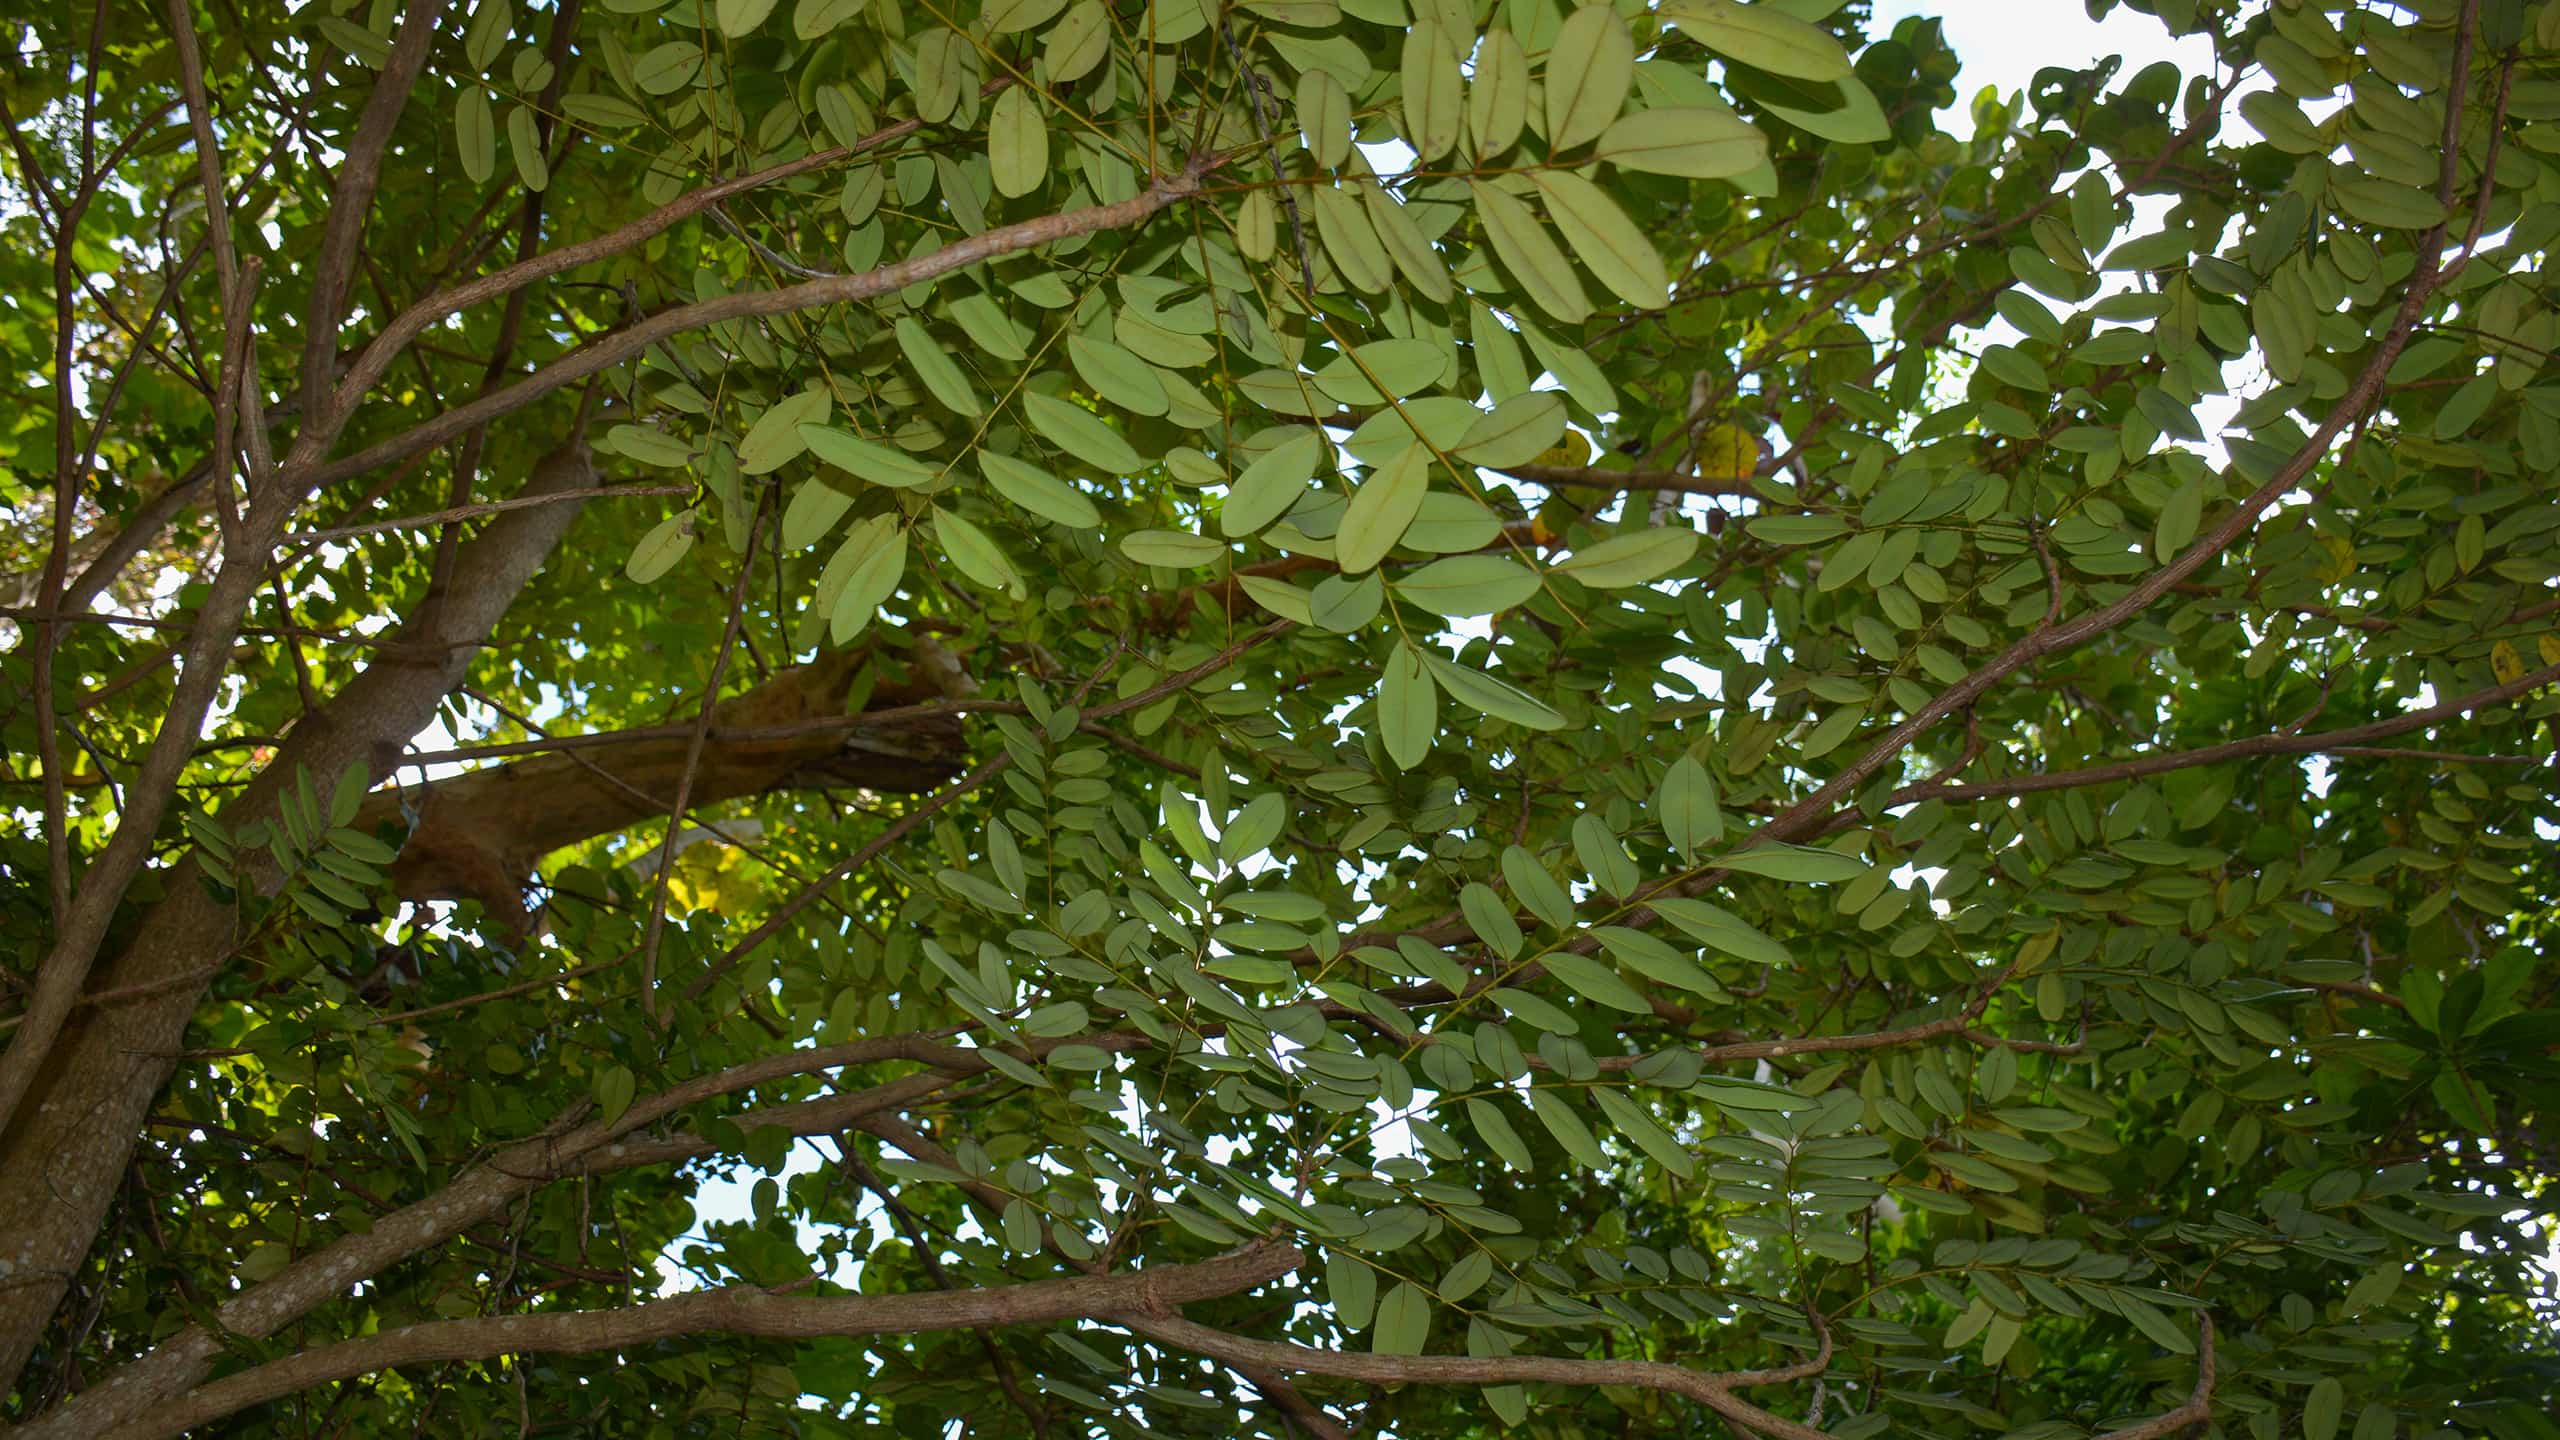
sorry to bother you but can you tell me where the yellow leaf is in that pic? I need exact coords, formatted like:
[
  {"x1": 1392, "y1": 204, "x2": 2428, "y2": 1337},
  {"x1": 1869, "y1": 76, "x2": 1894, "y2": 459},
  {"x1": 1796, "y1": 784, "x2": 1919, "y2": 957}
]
[
  {"x1": 1694, "y1": 423, "x2": 1764, "y2": 480},
  {"x1": 2491, "y1": 639, "x2": 2526, "y2": 685},
  {"x1": 2537, "y1": 631, "x2": 2560, "y2": 667}
]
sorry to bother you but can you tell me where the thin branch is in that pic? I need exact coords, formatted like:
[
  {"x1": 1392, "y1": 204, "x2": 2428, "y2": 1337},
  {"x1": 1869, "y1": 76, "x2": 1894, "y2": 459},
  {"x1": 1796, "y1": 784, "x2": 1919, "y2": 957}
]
[{"x1": 2089, "y1": 1317, "x2": 2216, "y2": 1440}]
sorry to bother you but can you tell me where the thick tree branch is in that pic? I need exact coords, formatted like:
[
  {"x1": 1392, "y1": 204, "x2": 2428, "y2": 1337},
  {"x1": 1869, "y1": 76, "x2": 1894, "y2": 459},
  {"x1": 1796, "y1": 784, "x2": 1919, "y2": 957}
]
[{"x1": 123, "y1": 1244, "x2": 1299, "y2": 1440}]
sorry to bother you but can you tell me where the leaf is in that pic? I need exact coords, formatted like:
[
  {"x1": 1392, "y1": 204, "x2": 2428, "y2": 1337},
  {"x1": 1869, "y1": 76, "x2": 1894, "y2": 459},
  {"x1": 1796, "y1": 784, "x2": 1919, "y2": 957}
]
[
  {"x1": 1337, "y1": 442, "x2": 1431, "y2": 573},
  {"x1": 781, "y1": 478, "x2": 857, "y2": 551},
  {"x1": 1528, "y1": 1087, "x2": 1609, "y2": 1168},
  {"x1": 2304, "y1": 1377, "x2": 2345, "y2": 1440},
  {"x1": 1329, "y1": 1249, "x2": 1379, "y2": 1330},
  {"x1": 1422, "y1": 652, "x2": 1565, "y2": 729},
  {"x1": 1223, "y1": 429, "x2": 1323, "y2": 537},
  {"x1": 1393, "y1": 555, "x2": 1540, "y2": 616},
  {"x1": 988, "y1": 86, "x2": 1048, "y2": 199},
  {"x1": 1461, "y1": 882, "x2": 1523, "y2": 959},
  {"x1": 1470, "y1": 28, "x2": 1530, "y2": 157},
  {"x1": 1298, "y1": 69, "x2": 1352, "y2": 169},
  {"x1": 981, "y1": 452, "x2": 1100, "y2": 528},
  {"x1": 1713, "y1": 843, "x2": 1866, "y2": 883},
  {"x1": 625, "y1": 511, "x2": 696, "y2": 582},
  {"x1": 1501, "y1": 844, "x2": 1576, "y2": 931},
  {"x1": 1363, "y1": 184, "x2": 1455, "y2": 303},
  {"x1": 1456, "y1": 392, "x2": 1568, "y2": 467},
  {"x1": 1596, "y1": 105, "x2": 1768, "y2": 178},
  {"x1": 1546, "y1": 5, "x2": 1635, "y2": 153},
  {"x1": 1237, "y1": 574, "x2": 1313, "y2": 622},
  {"x1": 934, "y1": 507, "x2": 1023, "y2": 598},
  {"x1": 1652, "y1": 897, "x2": 1790, "y2": 966},
  {"x1": 1572, "y1": 813, "x2": 1638, "y2": 898},
  {"x1": 1379, "y1": 643, "x2": 1436, "y2": 769},
  {"x1": 824, "y1": 518, "x2": 908, "y2": 642},
  {"x1": 1023, "y1": 391, "x2": 1142, "y2": 474},
  {"x1": 1466, "y1": 1097, "x2": 1535, "y2": 1169},
  {"x1": 1311, "y1": 183, "x2": 1393, "y2": 293},
  {"x1": 1653, "y1": 755, "x2": 1723, "y2": 857},
  {"x1": 716, "y1": 0, "x2": 779, "y2": 35},
  {"x1": 593, "y1": 1065, "x2": 637, "y2": 1127},
  {"x1": 1121, "y1": 529, "x2": 1229, "y2": 568},
  {"x1": 1373, "y1": 1282, "x2": 1431, "y2": 1355},
  {"x1": 1403, "y1": 21, "x2": 1464, "y2": 161},
  {"x1": 1591, "y1": 1087, "x2": 1694, "y2": 1177},
  {"x1": 1663, "y1": 0, "x2": 1854, "y2": 80},
  {"x1": 1069, "y1": 335, "x2": 1169, "y2": 416},
  {"x1": 895, "y1": 319, "x2": 984, "y2": 417},
  {"x1": 455, "y1": 87, "x2": 496, "y2": 185},
  {"x1": 1471, "y1": 181, "x2": 1590, "y2": 324},
  {"x1": 738, "y1": 388, "x2": 832, "y2": 475},
  {"x1": 1554, "y1": 527, "x2": 1698, "y2": 587},
  {"x1": 1045, "y1": 0, "x2": 1110, "y2": 80},
  {"x1": 1532, "y1": 170, "x2": 1669, "y2": 309},
  {"x1": 1544, "y1": 953, "x2": 1650, "y2": 1013},
  {"x1": 983, "y1": 0, "x2": 1066, "y2": 33},
  {"x1": 802, "y1": 425, "x2": 938, "y2": 488}
]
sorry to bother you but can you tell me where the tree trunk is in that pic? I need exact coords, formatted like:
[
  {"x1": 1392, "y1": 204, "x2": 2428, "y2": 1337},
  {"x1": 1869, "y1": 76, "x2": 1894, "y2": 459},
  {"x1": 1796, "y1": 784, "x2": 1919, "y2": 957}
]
[{"x1": 0, "y1": 443, "x2": 596, "y2": 1390}]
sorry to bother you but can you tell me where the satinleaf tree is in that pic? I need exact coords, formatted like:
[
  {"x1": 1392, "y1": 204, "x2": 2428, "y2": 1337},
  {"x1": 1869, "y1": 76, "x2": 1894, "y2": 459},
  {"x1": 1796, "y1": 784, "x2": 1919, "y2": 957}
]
[{"x1": 2, "y1": 0, "x2": 2556, "y2": 1436}]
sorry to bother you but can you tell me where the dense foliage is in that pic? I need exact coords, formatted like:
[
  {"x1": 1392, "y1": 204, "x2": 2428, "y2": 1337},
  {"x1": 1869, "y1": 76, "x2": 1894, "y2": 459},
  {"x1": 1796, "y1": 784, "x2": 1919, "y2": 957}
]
[{"x1": 2, "y1": 0, "x2": 2556, "y2": 1436}]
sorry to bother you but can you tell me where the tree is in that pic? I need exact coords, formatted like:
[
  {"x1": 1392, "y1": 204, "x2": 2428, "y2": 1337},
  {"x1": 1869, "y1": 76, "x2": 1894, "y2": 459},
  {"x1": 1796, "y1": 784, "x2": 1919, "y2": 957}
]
[{"x1": 1, "y1": 0, "x2": 2555, "y2": 1433}]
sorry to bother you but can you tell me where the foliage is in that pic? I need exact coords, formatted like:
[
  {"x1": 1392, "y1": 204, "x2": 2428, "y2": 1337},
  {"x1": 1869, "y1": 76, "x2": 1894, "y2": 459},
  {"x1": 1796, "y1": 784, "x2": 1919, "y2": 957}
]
[{"x1": 2, "y1": 0, "x2": 2557, "y2": 1436}]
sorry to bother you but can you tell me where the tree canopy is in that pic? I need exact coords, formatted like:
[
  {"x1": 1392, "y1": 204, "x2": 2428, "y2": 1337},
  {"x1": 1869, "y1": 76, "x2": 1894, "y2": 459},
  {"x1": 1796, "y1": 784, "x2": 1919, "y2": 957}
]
[{"x1": 2, "y1": 0, "x2": 2557, "y2": 1436}]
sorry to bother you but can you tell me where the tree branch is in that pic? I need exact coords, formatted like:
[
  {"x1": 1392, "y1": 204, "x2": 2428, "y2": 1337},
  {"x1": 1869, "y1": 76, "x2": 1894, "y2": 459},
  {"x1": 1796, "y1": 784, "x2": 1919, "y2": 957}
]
[
  {"x1": 126, "y1": 1244, "x2": 1300, "y2": 1440},
  {"x1": 309, "y1": 151, "x2": 1221, "y2": 491},
  {"x1": 1125, "y1": 1308, "x2": 1833, "y2": 1440}
]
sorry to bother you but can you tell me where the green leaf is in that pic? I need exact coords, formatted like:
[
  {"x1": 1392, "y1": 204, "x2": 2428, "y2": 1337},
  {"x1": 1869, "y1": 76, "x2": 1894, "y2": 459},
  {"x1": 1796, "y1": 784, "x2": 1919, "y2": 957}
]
[
  {"x1": 1311, "y1": 182, "x2": 1393, "y2": 293},
  {"x1": 716, "y1": 0, "x2": 779, "y2": 36},
  {"x1": 1652, "y1": 755, "x2": 1723, "y2": 857},
  {"x1": 1471, "y1": 181, "x2": 1590, "y2": 324},
  {"x1": 1592, "y1": 1087, "x2": 1694, "y2": 1177},
  {"x1": 1069, "y1": 335, "x2": 1169, "y2": 417},
  {"x1": 1543, "y1": 953, "x2": 1651, "y2": 1013},
  {"x1": 593, "y1": 1064, "x2": 637, "y2": 1127},
  {"x1": 1501, "y1": 844, "x2": 1576, "y2": 932},
  {"x1": 896, "y1": 318, "x2": 984, "y2": 417},
  {"x1": 1651, "y1": 897, "x2": 1791, "y2": 966},
  {"x1": 1422, "y1": 652, "x2": 1566, "y2": 729},
  {"x1": 1554, "y1": 527, "x2": 1698, "y2": 587},
  {"x1": 1373, "y1": 1281, "x2": 1431, "y2": 1355},
  {"x1": 1470, "y1": 28, "x2": 1530, "y2": 157},
  {"x1": 1223, "y1": 429, "x2": 1323, "y2": 537},
  {"x1": 1298, "y1": 69, "x2": 1352, "y2": 169},
  {"x1": 802, "y1": 425, "x2": 939, "y2": 488},
  {"x1": 1337, "y1": 442, "x2": 1431, "y2": 573},
  {"x1": 455, "y1": 86, "x2": 496, "y2": 185},
  {"x1": 781, "y1": 479, "x2": 856, "y2": 551},
  {"x1": 1403, "y1": 21, "x2": 1464, "y2": 161},
  {"x1": 738, "y1": 388, "x2": 832, "y2": 475},
  {"x1": 625, "y1": 511, "x2": 696, "y2": 583},
  {"x1": 1465, "y1": 1097, "x2": 1535, "y2": 1169},
  {"x1": 1460, "y1": 882, "x2": 1524, "y2": 959},
  {"x1": 1663, "y1": 0, "x2": 1854, "y2": 80},
  {"x1": 1712, "y1": 843, "x2": 1866, "y2": 883},
  {"x1": 1121, "y1": 529, "x2": 1228, "y2": 568},
  {"x1": 1456, "y1": 392, "x2": 1568, "y2": 468},
  {"x1": 1528, "y1": 1087, "x2": 1610, "y2": 1168},
  {"x1": 933, "y1": 507, "x2": 1023, "y2": 598},
  {"x1": 1545, "y1": 5, "x2": 1635, "y2": 153},
  {"x1": 981, "y1": 452, "x2": 1100, "y2": 528},
  {"x1": 1595, "y1": 105, "x2": 1768, "y2": 178},
  {"x1": 1379, "y1": 643, "x2": 1436, "y2": 769},
  {"x1": 2305, "y1": 1377, "x2": 2345, "y2": 1440},
  {"x1": 988, "y1": 86, "x2": 1048, "y2": 199},
  {"x1": 1023, "y1": 391, "x2": 1142, "y2": 474},
  {"x1": 1393, "y1": 555, "x2": 1540, "y2": 616},
  {"x1": 1329, "y1": 1249, "x2": 1379, "y2": 1330},
  {"x1": 1532, "y1": 170, "x2": 1669, "y2": 309}
]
